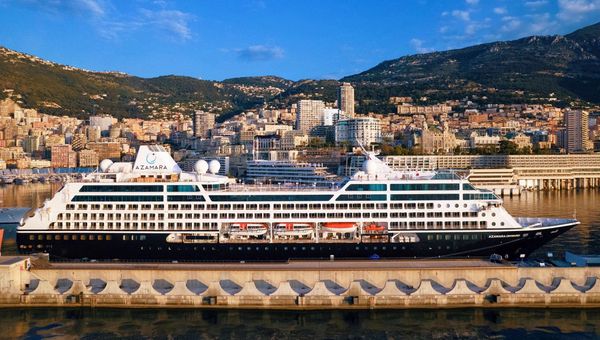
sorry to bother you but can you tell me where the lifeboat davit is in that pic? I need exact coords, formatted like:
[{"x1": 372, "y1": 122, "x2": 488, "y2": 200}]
[
  {"x1": 322, "y1": 222, "x2": 357, "y2": 233},
  {"x1": 229, "y1": 223, "x2": 268, "y2": 237},
  {"x1": 364, "y1": 224, "x2": 385, "y2": 232},
  {"x1": 274, "y1": 223, "x2": 314, "y2": 236}
]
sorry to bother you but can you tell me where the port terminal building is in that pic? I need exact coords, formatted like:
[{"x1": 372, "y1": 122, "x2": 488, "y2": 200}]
[{"x1": 341, "y1": 154, "x2": 600, "y2": 196}]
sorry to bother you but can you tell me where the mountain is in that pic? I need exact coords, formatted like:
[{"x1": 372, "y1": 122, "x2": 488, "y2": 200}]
[
  {"x1": 0, "y1": 47, "x2": 288, "y2": 119},
  {"x1": 1, "y1": 22, "x2": 600, "y2": 120},
  {"x1": 342, "y1": 22, "x2": 600, "y2": 107}
]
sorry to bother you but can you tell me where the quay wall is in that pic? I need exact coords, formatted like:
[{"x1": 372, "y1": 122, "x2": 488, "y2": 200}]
[{"x1": 3, "y1": 258, "x2": 600, "y2": 309}]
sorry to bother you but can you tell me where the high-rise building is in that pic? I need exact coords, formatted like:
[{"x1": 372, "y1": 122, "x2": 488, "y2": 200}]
[
  {"x1": 296, "y1": 100, "x2": 325, "y2": 133},
  {"x1": 51, "y1": 145, "x2": 77, "y2": 168},
  {"x1": 565, "y1": 110, "x2": 592, "y2": 153},
  {"x1": 193, "y1": 111, "x2": 215, "y2": 138},
  {"x1": 335, "y1": 117, "x2": 382, "y2": 147},
  {"x1": 338, "y1": 82, "x2": 355, "y2": 117}
]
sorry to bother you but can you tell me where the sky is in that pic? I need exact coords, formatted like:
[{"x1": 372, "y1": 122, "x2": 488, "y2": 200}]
[{"x1": 0, "y1": 0, "x2": 599, "y2": 81}]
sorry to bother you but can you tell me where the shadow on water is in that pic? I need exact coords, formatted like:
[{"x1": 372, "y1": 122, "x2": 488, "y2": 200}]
[{"x1": 0, "y1": 308, "x2": 599, "y2": 339}]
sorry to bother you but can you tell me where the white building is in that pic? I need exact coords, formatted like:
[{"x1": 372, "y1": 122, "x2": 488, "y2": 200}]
[{"x1": 335, "y1": 117, "x2": 382, "y2": 147}]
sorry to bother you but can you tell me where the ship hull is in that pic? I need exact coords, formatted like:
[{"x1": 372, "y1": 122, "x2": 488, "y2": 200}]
[{"x1": 16, "y1": 220, "x2": 576, "y2": 261}]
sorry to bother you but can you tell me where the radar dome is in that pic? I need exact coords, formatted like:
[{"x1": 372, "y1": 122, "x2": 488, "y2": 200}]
[
  {"x1": 99, "y1": 159, "x2": 113, "y2": 173},
  {"x1": 208, "y1": 160, "x2": 221, "y2": 174},
  {"x1": 194, "y1": 160, "x2": 209, "y2": 174},
  {"x1": 362, "y1": 160, "x2": 379, "y2": 175}
]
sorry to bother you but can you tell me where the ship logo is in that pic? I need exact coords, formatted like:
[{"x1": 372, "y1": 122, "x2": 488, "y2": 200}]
[{"x1": 146, "y1": 153, "x2": 157, "y2": 165}]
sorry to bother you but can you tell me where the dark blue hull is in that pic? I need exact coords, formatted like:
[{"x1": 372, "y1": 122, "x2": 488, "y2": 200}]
[{"x1": 16, "y1": 222, "x2": 576, "y2": 261}]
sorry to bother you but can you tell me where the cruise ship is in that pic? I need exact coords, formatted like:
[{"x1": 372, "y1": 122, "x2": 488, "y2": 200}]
[{"x1": 16, "y1": 145, "x2": 579, "y2": 261}]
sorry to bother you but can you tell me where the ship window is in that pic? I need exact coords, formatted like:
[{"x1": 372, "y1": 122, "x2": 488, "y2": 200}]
[
  {"x1": 391, "y1": 194, "x2": 459, "y2": 201},
  {"x1": 167, "y1": 185, "x2": 200, "y2": 192},
  {"x1": 391, "y1": 183, "x2": 459, "y2": 191},
  {"x1": 462, "y1": 183, "x2": 477, "y2": 191},
  {"x1": 81, "y1": 235, "x2": 87, "y2": 241},
  {"x1": 80, "y1": 185, "x2": 163, "y2": 192},
  {"x1": 336, "y1": 194, "x2": 386, "y2": 201},
  {"x1": 29, "y1": 235, "x2": 35, "y2": 241},
  {"x1": 346, "y1": 184, "x2": 387, "y2": 191},
  {"x1": 167, "y1": 196, "x2": 205, "y2": 202},
  {"x1": 210, "y1": 194, "x2": 333, "y2": 202},
  {"x1": 73, "y1": 195, "x2": 163, "y2": 202}
]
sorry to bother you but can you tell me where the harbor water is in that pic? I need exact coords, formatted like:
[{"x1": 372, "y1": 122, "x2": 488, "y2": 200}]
[
  {"x1": 1, "y1": 184, "x2": 600, "y2": 338},
  {"x1": 1, "y1": 308, "x2": 599, "y2": 339}
]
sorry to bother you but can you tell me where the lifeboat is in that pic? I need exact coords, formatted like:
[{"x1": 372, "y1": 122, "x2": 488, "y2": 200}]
[
  {"x1": 322, "y1": 222, "x2": 357, "y2": 233},
  {"x1": 229, "y1": 223, "x2": 268, "y2": 237},
  {"x1": 364, "y1": 224, "x2": 385, "y2": 233},
  {"x1": 274, "y1": 223, "x2": 314, "y2": 237}
]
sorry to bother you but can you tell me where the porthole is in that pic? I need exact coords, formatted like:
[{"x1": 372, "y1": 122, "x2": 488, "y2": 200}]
[
  {"x1": 492, "y1": 222, "x2": 496, "y2": 226},
  {"x1": 482, "y1": 213, "x2": 486, "y2": 217},
  {"x1": 500, "y1": 222, "x2": 505, "y2": 226},
  {"x1": 455, "y1": 204, "x2": 459, "y2": 208},
  {"x1": 491, "y1": 213, "x2": 496, "y2": 217}
]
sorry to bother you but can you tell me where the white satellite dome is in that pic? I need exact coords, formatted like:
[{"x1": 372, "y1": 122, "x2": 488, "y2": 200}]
[
  {"x1": 208, "y1": 160, "x2": 221, "y2": 174},
  {"x1": 99, "y1": 159, "x2": 113, "y2": 173},
  {"x1": 362, "y1": 159, "x2": 379, "y2": 175},
  {"x1": 194, "y1": 160, "x2": 209, "y2": 174}
]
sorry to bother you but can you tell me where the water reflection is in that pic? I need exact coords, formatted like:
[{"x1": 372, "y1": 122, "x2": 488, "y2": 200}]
[{"x1": 0, "y1": 308, "x2": 598, "y2": 339}]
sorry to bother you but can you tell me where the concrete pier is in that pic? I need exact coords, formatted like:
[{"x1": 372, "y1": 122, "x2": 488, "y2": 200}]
[{"x1": 2, "y1": 256, "x2": 600, "y2": 309}]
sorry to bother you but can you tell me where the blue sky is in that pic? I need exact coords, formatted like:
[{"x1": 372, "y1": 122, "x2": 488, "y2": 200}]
[{"x1": 0, "y1": 0, "x2": 599, "y2": 81}]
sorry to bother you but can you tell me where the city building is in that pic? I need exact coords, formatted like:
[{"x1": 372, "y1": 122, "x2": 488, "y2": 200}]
[
  {"x1": 51, "y1": 144, "x2": 77, "y2": 168},
  {"x1": 89, "y1": 115, "x2": 116, "y2": 134},
  {"x1": 565, "y1": 110, "x2": 592, "y2": 153},
  {"x1": 78, "y1": 149, "x2": 99, "y2": 168},
  {"x1": 193, "y1": 111, "x2": 215, "y2": 138},
  {"x1": 86, "y1": 142, "x2": 121, "y2": 161},
  {"x1": 296, "y1": 100, "x2": 325, "y2": 133},
  {"x1": 337, "y1": 82, "x2": 355, "y2": 117},
  {"x1": 335, "y1": 117, "x2": 382, "y2": 147}
]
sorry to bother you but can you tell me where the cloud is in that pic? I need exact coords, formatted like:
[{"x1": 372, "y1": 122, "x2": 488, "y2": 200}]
[
  {"x1": 493, "y1": 7, "x2": 507, "y2": 15},
  {"x1": 235, "y1": 45, "x2": 284, "y2": 61},
  {"x1": 14, "y1": 0, "x2": 107, "y2": 17},
  {"x1": 465, "y1": 0, "x2": 479, "y2": 5},
  {"x1": 139, "y1": 9, "x2": 193, "y2": 40},
  {"x1": 9, "y1": 0, "x2": 195, "y2": 41},
  {"x1": 452, "y1": 10, "x2": 471, "y2": 21},
  {"x1": 500, "y1": 16, "x2": 522, "y2": 32},
  {"x1": 525, "y1": 0, "x2": 548, "y2": 7},
  {"x1": 410, "y1": 38, "x2": 434, "y2": 53},
  {"x1": 523, "y1": 12, "x2": 557, "y2": 34},
  {"x1": 557, "y1": 0, "x2": 600, "y2": 22}
]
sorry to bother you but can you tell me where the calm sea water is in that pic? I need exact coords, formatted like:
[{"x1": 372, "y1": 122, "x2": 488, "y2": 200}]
[
  {"x1": 0, "y1": 308, "x2": 599, "y2": 339},
  {"x1": 1, "y1": 185, "x2": 600, "y2": 339}
]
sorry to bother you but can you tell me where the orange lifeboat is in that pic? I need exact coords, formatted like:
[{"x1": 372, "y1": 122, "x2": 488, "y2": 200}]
[
  {"x1": 364, "y1": 224, "x2": 385, "y2": 233},
  {"x1": 322, "y1": 222, "x2": 357, "y2": 233},
  {"x1": 274, "y1": 223, "x2": 314, "y2": 236},
  {"x1": 229, "y1": 223, "x2": 268, "y2": 237}
]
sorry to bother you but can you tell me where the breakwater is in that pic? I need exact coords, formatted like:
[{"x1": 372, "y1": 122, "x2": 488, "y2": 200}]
[{"x1": 2, "y1": 257, "x2": 600, "y2": 309}]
